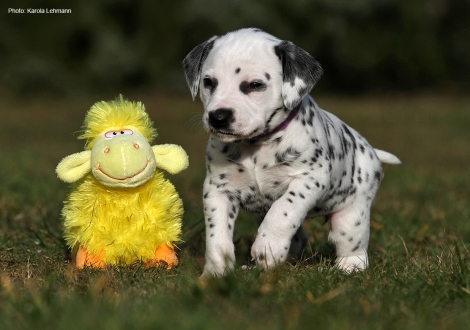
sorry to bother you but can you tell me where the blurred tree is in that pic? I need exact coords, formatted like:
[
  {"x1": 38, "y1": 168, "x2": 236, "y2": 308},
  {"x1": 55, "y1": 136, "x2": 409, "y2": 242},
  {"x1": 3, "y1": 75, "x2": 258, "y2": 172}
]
[{"x1": 0, "y1": 0, "x2": 468, "y2": 96}]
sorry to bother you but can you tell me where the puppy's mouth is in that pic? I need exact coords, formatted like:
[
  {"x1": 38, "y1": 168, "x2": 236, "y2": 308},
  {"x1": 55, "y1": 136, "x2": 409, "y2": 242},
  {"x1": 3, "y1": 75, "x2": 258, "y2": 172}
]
[
  {"x1": 209, "y1": 129, "x2": 242, "y2": 142},
  {"x1": 209, "y1": 128, "x2": 264, "y2": 142}
]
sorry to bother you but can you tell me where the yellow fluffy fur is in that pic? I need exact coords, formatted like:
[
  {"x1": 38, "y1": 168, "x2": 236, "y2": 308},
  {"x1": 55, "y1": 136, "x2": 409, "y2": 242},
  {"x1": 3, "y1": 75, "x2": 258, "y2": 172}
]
[
  {"x1": 60, "y1": 96, "x2": 185, "y2": 266},
  {"x1": 62, "y1": 170, "x2": 183, "y2": 265},
  {"x1": 79, "y1": 95, "x2": 157, "y2": 150}
]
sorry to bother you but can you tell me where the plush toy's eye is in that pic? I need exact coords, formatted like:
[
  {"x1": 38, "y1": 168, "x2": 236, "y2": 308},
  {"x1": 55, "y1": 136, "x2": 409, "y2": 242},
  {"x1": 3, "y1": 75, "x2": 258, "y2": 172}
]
[{"x1": 104, "y1": 129, "x2": 134, "y2": 139}]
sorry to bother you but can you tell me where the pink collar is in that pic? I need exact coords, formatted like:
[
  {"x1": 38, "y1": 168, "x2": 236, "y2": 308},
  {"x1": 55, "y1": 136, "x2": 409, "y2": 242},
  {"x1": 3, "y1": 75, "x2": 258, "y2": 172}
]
[{"x1": 249, "y1": 102, "x2": 301, "y2": 142}]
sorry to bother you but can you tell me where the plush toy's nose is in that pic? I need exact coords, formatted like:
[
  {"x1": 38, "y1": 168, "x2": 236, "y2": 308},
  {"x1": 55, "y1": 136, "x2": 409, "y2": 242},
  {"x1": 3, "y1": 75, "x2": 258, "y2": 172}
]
[{"x1": 99, "y1": 138, "x2": 152, "y2": 179}]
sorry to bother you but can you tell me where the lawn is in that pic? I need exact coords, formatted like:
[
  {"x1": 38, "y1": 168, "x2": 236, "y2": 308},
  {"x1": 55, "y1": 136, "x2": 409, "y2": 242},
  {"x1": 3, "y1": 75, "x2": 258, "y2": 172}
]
[{"x1": 0, "y1": 92, "x2": 469, "y2": 329}]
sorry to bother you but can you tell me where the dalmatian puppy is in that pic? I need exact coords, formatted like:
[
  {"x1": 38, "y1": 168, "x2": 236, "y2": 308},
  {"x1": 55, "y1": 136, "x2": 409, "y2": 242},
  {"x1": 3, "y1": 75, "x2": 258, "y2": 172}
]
[{"x1": 183, "y1": 28, "x2": 400, "y2": 277}]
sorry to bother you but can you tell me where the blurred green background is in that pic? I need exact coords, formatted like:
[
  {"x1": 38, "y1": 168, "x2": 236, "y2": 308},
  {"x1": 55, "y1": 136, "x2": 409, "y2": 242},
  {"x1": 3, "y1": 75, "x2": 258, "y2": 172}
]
[{"x1": 1, "y1": 0, "x2": 469, "y2": 97}]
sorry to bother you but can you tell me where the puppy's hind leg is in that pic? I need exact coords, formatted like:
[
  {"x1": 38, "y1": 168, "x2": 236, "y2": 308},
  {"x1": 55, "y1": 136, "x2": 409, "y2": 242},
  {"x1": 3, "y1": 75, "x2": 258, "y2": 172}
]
[{"x1": 328, "y1": 203, "x2": 371, "y2": 272}]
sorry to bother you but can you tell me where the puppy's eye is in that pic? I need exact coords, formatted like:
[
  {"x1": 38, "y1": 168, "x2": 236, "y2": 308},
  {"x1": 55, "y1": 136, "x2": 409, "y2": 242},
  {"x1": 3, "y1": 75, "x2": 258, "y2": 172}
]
[
  {"x1": 203, "y1": 77, "x2": 218, "y2": 93},
  {"x1": 249, "y1": 82, "x2": 263, "y2": 90},
  {"x1": 240, "y1": 80, "x2": 266, "y2": 94},
  {"x1": 203, "y1": 77, "x2": 213, "y2": 88}
]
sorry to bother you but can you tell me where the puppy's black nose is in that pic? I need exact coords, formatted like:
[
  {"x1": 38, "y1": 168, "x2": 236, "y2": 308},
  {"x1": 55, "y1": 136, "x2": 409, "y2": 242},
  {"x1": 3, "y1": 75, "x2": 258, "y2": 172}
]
[{"x1": 208, "y1": 108, "x2": 234, "y2": 130}]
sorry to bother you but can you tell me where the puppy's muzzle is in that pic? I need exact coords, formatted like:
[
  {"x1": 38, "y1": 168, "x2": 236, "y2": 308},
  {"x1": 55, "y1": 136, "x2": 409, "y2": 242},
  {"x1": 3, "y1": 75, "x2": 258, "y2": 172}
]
[{"x1": 208, "y1": 108, "x2": 234, "y2": 130}]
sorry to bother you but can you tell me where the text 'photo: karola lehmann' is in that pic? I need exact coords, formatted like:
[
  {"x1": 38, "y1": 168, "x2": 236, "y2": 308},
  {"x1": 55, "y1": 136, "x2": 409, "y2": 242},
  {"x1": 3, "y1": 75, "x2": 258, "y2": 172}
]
[{"x1": 8, "y1": 8, "x2": 72, "y2": 14}]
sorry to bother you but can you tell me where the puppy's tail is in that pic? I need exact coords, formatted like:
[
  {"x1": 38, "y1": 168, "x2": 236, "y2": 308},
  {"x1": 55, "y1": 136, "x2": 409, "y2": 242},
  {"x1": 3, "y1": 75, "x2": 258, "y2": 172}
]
[{"x1": 374, "y1": 149, "x2": 401, "y2": 165}]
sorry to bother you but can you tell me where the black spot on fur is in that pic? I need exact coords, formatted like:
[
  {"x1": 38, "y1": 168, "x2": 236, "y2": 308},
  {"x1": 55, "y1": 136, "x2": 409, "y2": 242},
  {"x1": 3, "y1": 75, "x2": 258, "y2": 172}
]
[
  {"x1": 265, "y1": 72, "x2": 271, "y2": 80},
  {"x1": 275, "y1": 147, "x2": 301, "y2": 164},
  {"x1": 265, "y1": 106, "x2": 284, "y2": 130},
  {"x1": 374, "y1": 170, "x2": 381, "y2": 182},
  {"x1": 235, "y1": 67, "x2": 241, "y2": 74},
  {"x1": 352, "y1": 241, "x2": 361, "y2": 252},
  {"x1": 264, "y1": 194, "x2": 275, "y2": 202},
  {"x1": 273, "y1": 136, "x2": 283, "y2": 144}
]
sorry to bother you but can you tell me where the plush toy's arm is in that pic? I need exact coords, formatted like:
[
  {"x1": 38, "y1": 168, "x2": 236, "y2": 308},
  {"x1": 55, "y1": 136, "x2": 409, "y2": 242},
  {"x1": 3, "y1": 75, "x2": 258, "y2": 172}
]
[
  {"x1": 152, "y1": 144, "x2": 189, "y2": 174},
  {"x1": 56, "y1": 150, "x2": 92, "y2": 183}
]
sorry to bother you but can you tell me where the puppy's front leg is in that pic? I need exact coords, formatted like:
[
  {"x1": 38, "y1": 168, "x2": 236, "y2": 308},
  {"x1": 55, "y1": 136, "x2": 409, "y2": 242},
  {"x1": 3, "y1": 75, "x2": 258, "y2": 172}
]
[
  {"x1": 251, "y1": 178, "x2": 323, "y2": 269},
  {"x1": 201, "y1": 180, "x2": 239, "y2": 277}
]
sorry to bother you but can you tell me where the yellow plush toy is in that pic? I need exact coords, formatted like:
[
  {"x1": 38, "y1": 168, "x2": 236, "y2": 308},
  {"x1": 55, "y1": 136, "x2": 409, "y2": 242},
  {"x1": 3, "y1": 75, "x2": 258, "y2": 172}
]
[{"x1": 56, "y1": 96, "x2": 188, "y2": 269}]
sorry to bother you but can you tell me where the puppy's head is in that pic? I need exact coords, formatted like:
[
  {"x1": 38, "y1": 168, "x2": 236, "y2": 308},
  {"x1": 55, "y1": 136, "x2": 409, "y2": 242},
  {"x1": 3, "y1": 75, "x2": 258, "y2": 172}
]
[{"x1": 183, "y1": 28, "x2": 322, "y2": 142}]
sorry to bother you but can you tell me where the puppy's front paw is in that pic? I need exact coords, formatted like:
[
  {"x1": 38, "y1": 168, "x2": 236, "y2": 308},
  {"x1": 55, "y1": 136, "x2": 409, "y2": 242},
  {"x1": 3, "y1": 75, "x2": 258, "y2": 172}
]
[
  {"x1": 202, "y1": 247, "x2": 236, "y2": 278},
  {"x1": 251, "y1": 235, "x2": 290, "y2": 270}
]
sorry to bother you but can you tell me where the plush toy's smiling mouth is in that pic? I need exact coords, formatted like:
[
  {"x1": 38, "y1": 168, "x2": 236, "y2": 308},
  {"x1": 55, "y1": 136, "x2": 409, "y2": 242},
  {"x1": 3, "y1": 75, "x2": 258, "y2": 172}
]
[{"x1": 95, "y1": 159, "x2": 152, "y2": 181}]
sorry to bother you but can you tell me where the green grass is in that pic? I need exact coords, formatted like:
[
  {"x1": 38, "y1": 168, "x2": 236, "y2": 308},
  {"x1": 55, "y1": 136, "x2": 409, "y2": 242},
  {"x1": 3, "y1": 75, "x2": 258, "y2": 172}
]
[{"x1": 1, "y1": 92, "x2": 469, "y2": 329}]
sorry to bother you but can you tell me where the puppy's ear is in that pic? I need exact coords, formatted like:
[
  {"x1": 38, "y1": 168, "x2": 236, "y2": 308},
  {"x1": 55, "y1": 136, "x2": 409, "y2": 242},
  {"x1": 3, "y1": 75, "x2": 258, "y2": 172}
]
[
  {"x1": 183, "y1": 36, "x2": 219, "y2": 100},
  {"x1": 274, "y1": 41, "x2": 323, "y2": 109}
]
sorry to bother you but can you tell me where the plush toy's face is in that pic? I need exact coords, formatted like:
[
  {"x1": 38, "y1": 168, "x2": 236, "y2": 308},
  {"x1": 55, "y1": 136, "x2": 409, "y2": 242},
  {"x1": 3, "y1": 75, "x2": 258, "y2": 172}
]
[
  {"x1": 56, "y1": 127, "x2": 189, "y2": 189},
  {"x1": 91, "y1": 127, "x2": 157, "y2": 188}
]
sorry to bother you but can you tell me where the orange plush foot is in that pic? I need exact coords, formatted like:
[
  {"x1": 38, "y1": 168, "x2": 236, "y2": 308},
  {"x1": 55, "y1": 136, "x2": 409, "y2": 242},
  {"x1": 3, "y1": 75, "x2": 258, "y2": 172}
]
[
  {"x1": 146, "y1": 244, "x2": 178, "y2": 269},
  {"x1": 74, "y1": 246, "x2": 106, "y2": 269}
]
